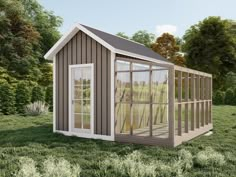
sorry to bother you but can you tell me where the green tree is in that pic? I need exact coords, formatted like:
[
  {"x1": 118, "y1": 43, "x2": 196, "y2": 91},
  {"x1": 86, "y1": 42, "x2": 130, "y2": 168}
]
[
  {"x1": 45, "y1": 85, "x2": 53, "y2": 112},
  {"x1": 131, "y1": 30, "x2": 155, "y2": 48},
  {"x1": 152, "y1": 33, "x2": 185, "y2": 66},
  {"x1": 0, "y1": 82, "x2": 15, "y2": 114},
  {"x1": 116, "y1": 32, "x2": 129, "y2": 39},
  {"x1": 224, "y1": 72, "x2": 236, "y2": 90},
  {"x1": 31, "y1": 85, "x2": 45, "y2": 102},
  {"x1": 213, "y1": 90, "x2": 225, "y2": 105},
  {"x1": 15, "y1": 81, "x2": 31, "y2": 114},
  {"x1": 183, "y1": 17, "x2": 236, "y2": 90},
  {"x1": 19, "y1": 0, "x2": 62, "y2": 62},
  {"x1": 38, "y1": 63, "x2": 53, "y2": 87},
  {"x1": 225, "y1": 88, "x2": 234, "y2": 105},
  {"x1": 0, "y1": 0, "x2": 41, "y2": 82}
]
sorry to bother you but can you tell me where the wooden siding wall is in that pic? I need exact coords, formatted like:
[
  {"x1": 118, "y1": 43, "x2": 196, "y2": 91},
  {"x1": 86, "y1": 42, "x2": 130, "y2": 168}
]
[{"x1": 55, "y1": 31, "x2": 111, "y2": 135}]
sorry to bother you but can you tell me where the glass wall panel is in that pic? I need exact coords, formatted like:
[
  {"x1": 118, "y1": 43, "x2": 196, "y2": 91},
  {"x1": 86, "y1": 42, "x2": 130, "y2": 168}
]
[
  {"x1": 133, "y1": 63, "x2": 150, "y2": 70},
  {"x1": 115, "y1": 59, "x2": 169, "y2": 139},
  {"x1": 115, "y1": 103, "x2": 130, "y2": 134},
  {"x1": 116, "y1": 60, "x2": 130, "y2": 71},
  {"x1": 116, "y1": 72, "x2": 131, "y2": 102},
  {"x1": 152, "y1": 70, "x2": 168, "y2": 104},
  {"x1": 133, "y1": 71, "x2": 150, "y2": 102},
  {"x1": 133, "y1": 104, "x2": 150, "y2": 131}
]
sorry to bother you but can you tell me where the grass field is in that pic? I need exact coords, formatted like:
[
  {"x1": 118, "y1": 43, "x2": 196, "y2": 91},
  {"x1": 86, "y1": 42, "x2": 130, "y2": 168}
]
[{"x1": 0, "y1": 106, "x2": 236, "y2": 176}]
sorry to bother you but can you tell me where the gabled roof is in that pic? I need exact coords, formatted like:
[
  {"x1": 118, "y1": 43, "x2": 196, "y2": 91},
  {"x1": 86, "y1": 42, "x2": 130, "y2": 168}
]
[{"x1": 44, "y1": 23, "x2": 171, "y2": 65}]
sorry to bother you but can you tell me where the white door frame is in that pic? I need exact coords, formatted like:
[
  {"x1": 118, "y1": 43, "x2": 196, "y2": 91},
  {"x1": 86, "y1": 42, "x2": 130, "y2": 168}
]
[
  {"x1": 69, "y1": 64, "x2": 94, "y2": 138},
  {"x1": 68, "y1": 63, "x2": 114, "y2": 141}
]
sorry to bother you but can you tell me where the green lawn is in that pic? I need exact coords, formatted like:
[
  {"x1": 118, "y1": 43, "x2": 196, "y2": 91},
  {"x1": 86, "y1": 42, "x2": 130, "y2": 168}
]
[{"x1": 0, "y1": 106, "x2": 236, "y2": 177}]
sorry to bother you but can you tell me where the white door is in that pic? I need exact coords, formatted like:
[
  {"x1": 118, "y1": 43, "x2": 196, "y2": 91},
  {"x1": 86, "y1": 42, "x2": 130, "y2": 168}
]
[{"x1": 69, "y1": 64, "x2": 94, "y2": 134}]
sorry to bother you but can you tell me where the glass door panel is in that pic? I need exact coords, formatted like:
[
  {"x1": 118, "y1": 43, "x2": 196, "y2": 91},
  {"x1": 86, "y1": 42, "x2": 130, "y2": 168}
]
[{"x1": 71, "y1": 65, "x2": 93, "y2": 133}]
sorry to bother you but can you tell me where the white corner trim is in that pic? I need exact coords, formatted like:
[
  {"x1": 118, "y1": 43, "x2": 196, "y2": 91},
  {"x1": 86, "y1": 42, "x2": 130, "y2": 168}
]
[
  {"x1": 44, "y1": 25, "x2": 80, "y2": 59},
  {"x1": 53, "y1": 56, "x2": 56, "y2": 132},
  {"x1": 44, "y1": 24, "x2": 116, "y2": 60},
  {"x1": 110, "y1": 52, "x2": 115, "y2": 140}
]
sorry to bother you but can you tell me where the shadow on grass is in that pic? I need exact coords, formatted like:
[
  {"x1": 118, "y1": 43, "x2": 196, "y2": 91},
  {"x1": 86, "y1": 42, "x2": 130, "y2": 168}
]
[{"x1": 0, "y1": 124, "x2": 150, "y2": 155}]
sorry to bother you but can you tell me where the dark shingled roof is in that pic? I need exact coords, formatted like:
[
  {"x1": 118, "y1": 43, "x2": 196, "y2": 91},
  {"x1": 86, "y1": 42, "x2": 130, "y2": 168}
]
[{"x1": 81, "y1": 24, "x2": 170, "y2": 63}]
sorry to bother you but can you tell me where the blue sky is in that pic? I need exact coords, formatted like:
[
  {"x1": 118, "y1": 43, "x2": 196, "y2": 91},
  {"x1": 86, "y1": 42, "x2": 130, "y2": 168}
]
[{"x1": 38, "y1": 0, "x2": 236, "y2": 38}]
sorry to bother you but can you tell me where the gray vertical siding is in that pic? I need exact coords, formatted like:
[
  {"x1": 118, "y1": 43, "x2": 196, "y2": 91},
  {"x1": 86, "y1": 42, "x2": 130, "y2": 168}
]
[{"x1": 55, "y1": 30, "x2": 111, "y2": 135}]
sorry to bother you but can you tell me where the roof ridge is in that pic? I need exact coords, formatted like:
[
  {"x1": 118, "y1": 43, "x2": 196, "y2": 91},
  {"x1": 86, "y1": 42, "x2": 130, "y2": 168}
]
[{"x1": 80, "y1": 23, "x2": 146, "y2": 47}]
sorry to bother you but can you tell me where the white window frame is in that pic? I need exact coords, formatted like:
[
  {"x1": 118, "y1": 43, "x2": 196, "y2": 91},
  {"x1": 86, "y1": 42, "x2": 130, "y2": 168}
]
[{"x1": 69, "y1": 64, "x2": 94, "y2": 138}]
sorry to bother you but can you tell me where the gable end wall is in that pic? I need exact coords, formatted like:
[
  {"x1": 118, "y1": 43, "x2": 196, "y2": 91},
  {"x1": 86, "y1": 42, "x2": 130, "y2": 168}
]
[{"x1": 55, "y1": 30, "x2": 111, "y2": 136}]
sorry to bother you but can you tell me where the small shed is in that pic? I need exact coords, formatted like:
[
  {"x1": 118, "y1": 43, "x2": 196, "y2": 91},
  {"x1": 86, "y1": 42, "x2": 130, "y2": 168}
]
[{"x1": 44, "y1": 23, "x2": 213, "y2": 147}]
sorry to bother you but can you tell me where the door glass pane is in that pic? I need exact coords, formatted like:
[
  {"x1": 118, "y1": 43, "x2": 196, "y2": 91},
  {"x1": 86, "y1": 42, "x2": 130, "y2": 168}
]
[
  {"x1": 74, "y1": 114, "x2": 82, "y2": 128},
  {"x1": 83, "y1": 114, "x2": 90, "y2": 129},
  {"x1": 83, "y1": 85, "x2": 90, "y2": 99},
  {"x1": 72, "y1": 66, "x2": 92, "y2": 132},
  {"x1": 83, "y1": 100, "x2": 90, "y2": 114},
  {"x1": 74, "y1": 86, "x2": 82, "y2": 99},
  {"x1": 133, "y1": 71, "x2": 149, "y2": 102},
  {"x1": 74, "y1": 100, "x2": 82, "y2": 113}
]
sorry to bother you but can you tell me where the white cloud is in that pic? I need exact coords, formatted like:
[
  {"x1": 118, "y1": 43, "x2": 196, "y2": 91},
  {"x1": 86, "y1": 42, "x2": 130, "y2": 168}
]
[{"x1": 155, "y1": 25, "x2": 177, "y2": 36}]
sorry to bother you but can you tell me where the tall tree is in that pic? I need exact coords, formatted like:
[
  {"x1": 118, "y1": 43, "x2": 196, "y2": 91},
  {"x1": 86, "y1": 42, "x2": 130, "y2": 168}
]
[
  {"x1": 0, "y1": 0, "x2": 62, "y2": 85},
  {"x1": 116, "y1": 32, "x2": 129, "y2": 39},
  {"x1": 19, "y1": 0, "x2": 62, "y2": 62},
  {"x1": 131, "y1": 30, "x2": 155, "y2": 48},
  {"x1": 151, "y1": 33, "x2": 185, "y2": 66},
  {"x1": 183, "y1": 16, "x2": 236, "y2": 89},
  {"x1": 0, "y1": 0, "x2": 41, "y2": 81}
]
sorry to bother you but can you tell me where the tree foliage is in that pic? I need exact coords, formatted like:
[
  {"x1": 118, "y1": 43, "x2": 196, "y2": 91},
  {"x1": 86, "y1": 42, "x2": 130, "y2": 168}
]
[
  {"x1": 183, "y1": 17, "x2": 236, "y2": 90},
  {"x1": 45, "y1": 85, "x2": 53, "y2": 112},
  {"x1": 0, "y1": 0, "x2": 61, "y2": 86},
  {"x1": 131, "y1": 30, "x2": 155, "y2": 48},
  {"x1": 224, "y1": 88, "x2": 234, "y2": 105},
  {"x1": 152, "y1": 33, "x2": 185, "y2": 66},
  {"x1": 116, "y1": 32, "x2": 129, "y2": 39},
  {"x1": 19, "y1": 0, "x2": 62, "y2": 62},
  {"x1": 31, "y1": 85, "x2": 45, "y2": 103},
  {"x1": 0, "y1": 82, "x2": 15, "y2": 114},
  {"x1": 0, "y1": 0, "x2": 41, "y2": 81},
  {"x1": 38, "y1": 63, "x2": 53, "y2": 87},
  {"x1": 15, "y1": 81, "x2": 31, "y2": 114},
  {"x1": 213, "y1": 90, "x2": 225, "y2": 105}
]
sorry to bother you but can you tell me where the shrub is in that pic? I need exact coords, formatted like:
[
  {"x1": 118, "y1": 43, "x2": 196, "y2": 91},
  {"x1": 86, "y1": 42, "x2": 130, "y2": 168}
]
[
  {"x1": 213, "y1": 90, "x2": 225, "y2": 105},
  {"x1": 15, "y1": 157, "x2": 41, "y2": 177},
  {"x1": 195, "y1": 147, "x2": 225, "y2": 167},
  {"x1": 224, "y1": 88, "x2": 234, "y2": 105},
  {"x1": 25, "y1": 101, "x2": 48, "y2": 116},
  {"x1": 45, "y1": 85, "x2": 53, "y2": 112},
  {"x1": 15, "y1": 81, "x2": 31, "y2": 114},
  {"x1": 178, "y1": 149, "x2": 193, "y2": 170},
  {"x1": 15, "y1": 156, "x2": 81, "y2": 177},
  {"x1": 0, "y1": 82, "x2": 15, "y2": 115},
  {"x1": 100, "y1": 151, "x2": 156, "y2": 177},
  {"x1": 31, "y1": 85, "x2": 45, "y2": 103},
  {"x1": 42, "y1": 156, "x2": 81, "y2": 177}
]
